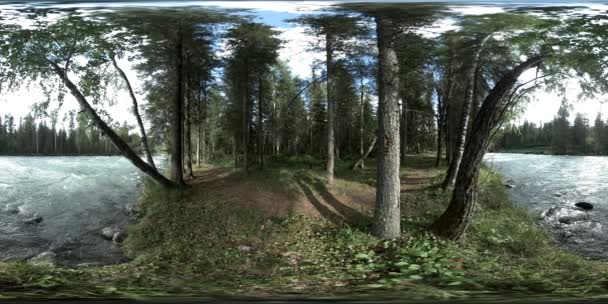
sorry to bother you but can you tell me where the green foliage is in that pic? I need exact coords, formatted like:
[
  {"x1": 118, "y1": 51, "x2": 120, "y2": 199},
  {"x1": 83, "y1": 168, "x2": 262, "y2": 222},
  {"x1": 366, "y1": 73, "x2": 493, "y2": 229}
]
[{"x1": 495, "y1": 102, "x2": 606, "y2": 155}]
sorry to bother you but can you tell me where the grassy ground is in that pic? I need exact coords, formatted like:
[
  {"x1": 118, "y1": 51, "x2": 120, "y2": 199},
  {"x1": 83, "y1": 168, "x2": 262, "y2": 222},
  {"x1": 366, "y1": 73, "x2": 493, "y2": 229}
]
[{"x1": 1, "y1": 154, "x2": 607, "y2": 300}]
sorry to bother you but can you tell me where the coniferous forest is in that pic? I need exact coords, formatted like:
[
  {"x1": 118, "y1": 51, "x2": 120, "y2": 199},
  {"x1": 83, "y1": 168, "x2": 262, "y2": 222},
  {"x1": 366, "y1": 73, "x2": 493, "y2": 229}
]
[
  {"x1": 1, "y1": 1, "x2": 608, "y2": 301},
  {"x1": 0, "y1": 112, "x2": 138, "y2": 155}
]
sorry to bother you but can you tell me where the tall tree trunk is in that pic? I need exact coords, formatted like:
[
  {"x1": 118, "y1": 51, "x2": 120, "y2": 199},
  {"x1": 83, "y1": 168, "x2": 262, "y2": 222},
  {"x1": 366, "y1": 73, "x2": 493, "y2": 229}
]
[
  {"x1": 258, "y1": 73, "x2": 264, "y2": 169},
  {"x1": 445, "y1": 102, "x2": 453, "y2": 165},
  {"x1": 111, "y1": 55, "x2": 156, "y2": 170},
  {"x1": 47, "y1": 60, "x2": 175, "y2": 188},
  {"x1": 35, "y1": 127, "x2": 39, "y2": 154},
  {"x1": 171, "y1": 33, "x2": 185, "y2": 186},
  {"x1": 360, "y1": 77, "x2": 365, "y2": 168},
  {"x1": 467, "y1": 65, "x2": 483, "y2": 133},
  {"x1": 196, "y1": 85, "x2": 202, "y2": 167},
  {"x1": 373, "y1": 16, "x2": 401, "y2": 240},
  {"x1": 432, "y1": 56, "x2": 545, "y2": 240},
  {"x1": 435, "y1": 89, "x2": 444, "y2": 167},
  {"x1": 326, "y1": 32, "x2": 335, "y2": 184},
  {"x1": 400, "y1": 98, "x2": 407, "y2": 162},
  {"x1": 242, "y1": 60, "x2": 250, "y2": 173},
  {"x1": 440, "y1": 50, "x2": 455, "y2": 167},
  {"x1": 184, "y1": 79, "x2": 193, "y2": 178},
  {"x1": 441, "y1": 34, "x2": 491, "y2": 190}
]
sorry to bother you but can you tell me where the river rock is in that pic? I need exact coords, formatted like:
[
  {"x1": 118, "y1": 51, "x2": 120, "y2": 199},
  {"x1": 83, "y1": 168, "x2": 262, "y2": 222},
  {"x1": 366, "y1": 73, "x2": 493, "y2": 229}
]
[
  {"x1": 558, "y1": 212, "x2": 590, "y2": 224},
  {"x1": 504, "y1": 184, "x2": 514, "y2": 189},
  {"x1": 541, "y1": 206, "x2": 560, "y2": 219},
  {"x1": 29, "y1": 251, "x2": 56, "y2": 267},
  {"x1": 4, "y1": 204, "x2": 19, "y2": 214},
  {"x1": 100, "y1": 227, "x2": 119, "y2": 240},
  {"x1": 112, "y1": 231, "x2": 126, "y2": 244},
  {"x1": 575, "y1": 202, "x2": 593, "y2": 211},
  {"x1": 24, "y1": 214, "x2": 43, "y2": 224}
]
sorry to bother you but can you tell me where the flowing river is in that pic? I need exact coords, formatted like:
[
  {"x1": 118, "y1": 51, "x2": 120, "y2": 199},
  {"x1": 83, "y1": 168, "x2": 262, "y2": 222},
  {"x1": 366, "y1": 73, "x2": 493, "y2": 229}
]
[
  {"x1": 485, "y1": 153, "x2": 608, "y2": 259},
  {"x1": 0, "y1": 156, "x2": 152, "y2": 267}
]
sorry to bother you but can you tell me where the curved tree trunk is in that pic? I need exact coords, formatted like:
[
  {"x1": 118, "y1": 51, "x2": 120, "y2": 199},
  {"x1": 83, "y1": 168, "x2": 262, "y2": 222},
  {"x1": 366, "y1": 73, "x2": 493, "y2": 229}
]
[
  {"x1": 373, "y1": 16, "x2": 401, "y2": 240},
  {"x1": 48, "y1": 60, "x2": 175, "y2": 188},
  {"x1": 441, "y1": 34, "x2": 492, "y2": 190},
  {"x1": 431, "y1": 56, "x2": 545, "y2": 240},
  {"x1": 110, "y1": 55, "x2": 156, "y2": 170},
  {"x1": 326, "y1": 32, "x2": 335, "y2": 184},
  {"x1": 351, "y1": 136, "x2": 376, "y2": 170}
]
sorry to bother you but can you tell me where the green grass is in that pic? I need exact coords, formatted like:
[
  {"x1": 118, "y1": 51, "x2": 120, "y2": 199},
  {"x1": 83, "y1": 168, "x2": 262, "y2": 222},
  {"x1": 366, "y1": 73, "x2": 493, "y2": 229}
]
[{"x1": 1, "y1": 155, "x2": 607, "y2": 300}]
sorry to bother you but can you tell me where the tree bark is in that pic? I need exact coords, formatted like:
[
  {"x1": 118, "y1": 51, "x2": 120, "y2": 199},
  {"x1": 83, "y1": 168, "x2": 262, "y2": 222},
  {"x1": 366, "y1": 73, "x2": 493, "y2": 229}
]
[
  {"x1": 202, "y1": 81, "x2": 207, "y2": 165},
  {"x1": 258, "y1": 72, "x2": 264, "y2": 169},
  {"x1": 47, "y1": 60, "x2": 175, "y2": 188},
  {"x1": 171, "y1": 33, "x2": 185, "y2": 186},
  {"x1": 431, "y1": 56, "x2": 545, "y2": 240},
  {"x1": 441, "y1": 34, "x2": 491, "y2": 190},
  {"x1": 359, "y1": 77, "x2": 365, "y2": 168},
  {"x1": 326, "y1": 32, "x2": 335, "y2": 184},
  {"x1": 196, "y1": 84, "x2": 202, "y2": 167},
  {"x1": 242, "y1": 59, "x2": 250, "y2": 173},
  {"x1": 373, "y1": 16, "x2": 401, "y2": 240},
  {"x1": 184, "y1": 79, "x2": 193, "y2": 178},
  {"x1": 435, "y1": 87, "x2": 444, "y2": 167},
  {"x1": 400, "y1": 97, "x2": 407, "y2": 162},
  {"x1": 110, "y1": 55, "x2": 156, "y2": 170}
]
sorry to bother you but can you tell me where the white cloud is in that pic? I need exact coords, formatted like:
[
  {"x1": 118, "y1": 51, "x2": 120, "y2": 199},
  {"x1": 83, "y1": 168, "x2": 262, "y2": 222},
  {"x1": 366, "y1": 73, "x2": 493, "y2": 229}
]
[
  {"x1": 517, "y1": 71, "x2": 608, "y2": 125},
  {"x1": 449, "y1": 6, "x2": 505, "y2": 16},
  {"x1": 277, "y1": 26, "x2": 324, "y2": 79},
  {"x1": 203, "y1": 1, "x2": 335, "y2": 14}
]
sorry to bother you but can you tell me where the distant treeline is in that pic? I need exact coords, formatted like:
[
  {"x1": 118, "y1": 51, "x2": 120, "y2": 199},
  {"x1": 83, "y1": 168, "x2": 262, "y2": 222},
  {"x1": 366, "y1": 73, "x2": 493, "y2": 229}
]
[
  {"x1": 494, "y1": 101, "x2": 608, "y2": 155},
  {"x1": 0, "y1": 112, "x2": 141, "y2": 156}
]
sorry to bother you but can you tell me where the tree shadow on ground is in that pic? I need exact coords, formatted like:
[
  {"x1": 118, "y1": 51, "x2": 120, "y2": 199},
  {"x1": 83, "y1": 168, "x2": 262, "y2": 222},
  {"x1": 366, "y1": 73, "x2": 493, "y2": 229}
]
[{"x1": 295, "y1": 173, "x2": 371, "y2": 230}]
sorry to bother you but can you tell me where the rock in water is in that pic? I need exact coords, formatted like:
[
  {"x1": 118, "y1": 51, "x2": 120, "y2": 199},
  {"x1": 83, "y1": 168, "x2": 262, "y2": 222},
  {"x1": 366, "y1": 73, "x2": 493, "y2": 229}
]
[
  {"x1": 558, "y1": 212, "x2": 590, "y2": 224},
  {"x1": 112, "y1": 231, "x2": 126, "y2": 244},
  {"x1": 504, "y1": 184, "x2": 514, "y2": 189},
  {"x1": 541, "y1": 206, "x2": 560, "y2": 219},
  {"x1": 101, "y1": 227, "x2": 119, "y2": 240},
  {"x1": 24, "y1": 214, "x2": 43, "y2": 224},
  {"x1": 29, "y1": 252, "x2": 56, "y2": 267},
  {"x1": 5, "y1": 204, "x2": 19, "y2": 214},
  {"x1": 575, "y1": 202, "x2": 593, "y2": 211}
]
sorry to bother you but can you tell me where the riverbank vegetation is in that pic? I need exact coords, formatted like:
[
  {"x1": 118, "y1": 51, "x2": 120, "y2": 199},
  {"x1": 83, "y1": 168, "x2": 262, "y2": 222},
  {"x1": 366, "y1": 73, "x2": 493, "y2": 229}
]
[
  {"x1": 1, "y1": 155, "x2": 607, "y2": 299},
  {"x1": 1, "y1": 1, "x2": 608, "y2": 300},
  {"x1": 0, "y1": 111, "x2": 141, "y2": 156},
  {"x1": 494, "y1": 100, "x2": 608, "y2": 155}
]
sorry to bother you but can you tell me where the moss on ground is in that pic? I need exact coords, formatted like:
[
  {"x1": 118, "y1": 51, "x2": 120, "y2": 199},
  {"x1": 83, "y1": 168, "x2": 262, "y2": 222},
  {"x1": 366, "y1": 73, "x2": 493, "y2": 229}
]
[{"x1": 1, "y1": 155, "x2": 607, "y2": 300}]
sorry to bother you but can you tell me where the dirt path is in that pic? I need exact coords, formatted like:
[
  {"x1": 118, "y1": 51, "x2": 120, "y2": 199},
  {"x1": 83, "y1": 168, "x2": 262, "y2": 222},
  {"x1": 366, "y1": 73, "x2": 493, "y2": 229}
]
[{"x1": 187, "y1": 160, "x2": 438, "y2": 224}]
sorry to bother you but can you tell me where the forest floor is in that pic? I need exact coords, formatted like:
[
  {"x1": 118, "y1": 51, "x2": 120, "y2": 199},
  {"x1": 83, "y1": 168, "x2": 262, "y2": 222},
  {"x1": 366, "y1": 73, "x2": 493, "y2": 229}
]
[{"x1": 1, "y1": 155, "x2": 608, "y2": 301}]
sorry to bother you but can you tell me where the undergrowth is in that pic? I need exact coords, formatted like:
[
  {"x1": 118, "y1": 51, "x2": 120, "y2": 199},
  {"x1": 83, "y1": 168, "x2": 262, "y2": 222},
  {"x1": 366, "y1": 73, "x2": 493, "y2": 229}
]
[{"x1": 1, "y1": 155, "x2": 607, "y2": 299}]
